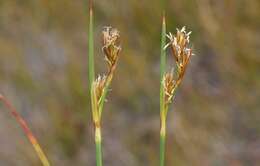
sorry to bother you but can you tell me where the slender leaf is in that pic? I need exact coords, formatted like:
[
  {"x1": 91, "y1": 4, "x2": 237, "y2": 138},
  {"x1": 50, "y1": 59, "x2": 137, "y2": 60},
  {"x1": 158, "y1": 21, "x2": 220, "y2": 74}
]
[
  {"x1": 88, "y1": 0, "x2": 95, "y2": 89},
  {"x1": 160, "y1": 13, "x2": 166, "y2": 114},
  {"x1": 159, "y1": 13, "x2": 167, "y2": 166},
  {"x1": 98, "y1": 85, "x2": 108, "y2": 118},
  {"x1": 0, "y1": 95, "x2": 50, "y2": 166}
]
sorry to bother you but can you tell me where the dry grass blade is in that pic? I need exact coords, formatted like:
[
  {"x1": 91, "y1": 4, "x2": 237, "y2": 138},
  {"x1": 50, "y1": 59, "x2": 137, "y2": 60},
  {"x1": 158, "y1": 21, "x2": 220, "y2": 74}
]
[{"x1": 0, "y1": 94, "x2": 50, "y2": 166}]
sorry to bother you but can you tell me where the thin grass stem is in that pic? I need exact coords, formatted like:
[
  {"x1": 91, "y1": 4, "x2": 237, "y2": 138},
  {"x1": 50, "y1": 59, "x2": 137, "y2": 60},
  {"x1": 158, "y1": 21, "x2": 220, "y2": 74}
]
[
  {"x1": 95, "y1": 126, "x2": 102, "y2": 166},
  {"x1": 88, "y1": 1, "x2": 103, "y2": 165},
  {"x1": 160, "y1": 13, "x2": 166, "y2": 126},
  {"x1": 160, "y1": 121, "x2": 166, "y2": 166},
  {"x1": 0, "y1": 95, "x2": 50, "y2": 166},
  {"x1": 160, "y1": 104, "x2": 168, "y2": 166},
  {"x1": 88, "y1": 0, "x2": 95, "y2": 87},
  {"x1": 159, "y1": 13, "x2": 167, "y2": 166}
]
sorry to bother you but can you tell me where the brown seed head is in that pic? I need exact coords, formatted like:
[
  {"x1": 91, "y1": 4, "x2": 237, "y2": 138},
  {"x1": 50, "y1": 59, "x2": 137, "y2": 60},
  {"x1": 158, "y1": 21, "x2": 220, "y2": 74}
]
[
  {"x1": 102, "y1": 26, "x2": 121, "y2": 67},
  {"x1": 165, "y1": 26, "x2": 193, "y2": 85},
  {"x1": 93, "y1": 75, "x2": 107, "y2": 102},
  {"x1": 163, "y1": 70, "x2": 176, "y2": 104}
]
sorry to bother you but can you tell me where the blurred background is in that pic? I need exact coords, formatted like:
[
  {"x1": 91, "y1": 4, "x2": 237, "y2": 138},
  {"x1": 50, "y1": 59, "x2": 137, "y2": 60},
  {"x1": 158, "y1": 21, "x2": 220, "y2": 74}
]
[{"x1": 0, "y1": 0, "x2": 259, "y2": 165}]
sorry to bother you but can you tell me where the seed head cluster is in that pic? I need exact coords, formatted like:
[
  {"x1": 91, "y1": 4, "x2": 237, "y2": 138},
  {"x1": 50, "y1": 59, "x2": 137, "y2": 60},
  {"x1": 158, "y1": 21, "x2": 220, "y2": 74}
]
[
  {"x1": 92, "y1": 75, "x2": 106, "y2": 103},
  {"x1": 163, "y1": 26, "x2": 193, "y2": 104},
  {"x1": 102, "y1": 26, "x2": 121, "y2": 68},
  {"x1": 163, "y1": 71, "x2": 175, "y2": 104},
  {"x1": 92, "y1": 26, "x2": 121, "y2": 110}
]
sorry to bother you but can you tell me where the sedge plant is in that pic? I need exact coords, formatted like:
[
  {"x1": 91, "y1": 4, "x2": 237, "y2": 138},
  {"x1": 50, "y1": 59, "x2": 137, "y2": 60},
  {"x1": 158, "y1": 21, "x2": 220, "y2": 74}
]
[
  {"x1": 159, "y1": 26, "x2": 193, "y2": 166},
  {"x1": 0, "y1": 94, "x2": 50, "y2": 166},
  {"x1": 88, "y1": 1, "x2": 122, "y2": 166}
]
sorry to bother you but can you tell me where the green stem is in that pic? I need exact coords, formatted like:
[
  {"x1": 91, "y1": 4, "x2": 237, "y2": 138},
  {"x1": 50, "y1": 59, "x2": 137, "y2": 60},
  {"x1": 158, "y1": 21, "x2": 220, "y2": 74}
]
[
  {"x1": 159, "y1": 13, "x2": 167, "y2": 166},
  {"x1": 98, "y1": 65, "x2": 115, "y2": 116},
  {"x1": 88, "y1": 0, "x2": 95, "y2": 88},
  {"x1": 161, "y1": 0, "x2": 166, "y2": 12},
  {"x1": 160, "y1": 13, "x2": 166, "y2": 116},
  {"x1": 160, "y1": 13, "x2": 166, "y2": 80},
  {"x1": 160, "y1": 125, "x2": 166, "y2": 166},
  {"x1": 95, "y1": 126, "x2": 103, "y2": 166}
]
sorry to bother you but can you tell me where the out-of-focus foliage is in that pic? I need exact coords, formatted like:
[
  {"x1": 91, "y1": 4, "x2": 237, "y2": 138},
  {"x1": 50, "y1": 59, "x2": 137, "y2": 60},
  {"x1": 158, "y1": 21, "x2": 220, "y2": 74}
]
[{"x1": 0, "y1": 0, "x2": 259, "y2": 165}]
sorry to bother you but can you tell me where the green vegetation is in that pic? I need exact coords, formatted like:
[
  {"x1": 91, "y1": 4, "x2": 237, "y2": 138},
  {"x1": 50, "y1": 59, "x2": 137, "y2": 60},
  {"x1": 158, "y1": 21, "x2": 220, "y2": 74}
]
[
  {"x1": 88, "y1": 1, "x2": 122, "y2": 165},
  {"x1": 0, "y1": 0, "x2": 259, "y2": 165},
  {"x1": 159, "y1": 13, "x2": 166, "y2": 166}
]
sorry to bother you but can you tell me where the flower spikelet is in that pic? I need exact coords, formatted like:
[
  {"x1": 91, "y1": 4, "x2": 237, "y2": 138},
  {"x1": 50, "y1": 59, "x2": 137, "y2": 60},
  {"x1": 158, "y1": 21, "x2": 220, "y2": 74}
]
[
  {"x1": 102, "y1": 27, "x2": 121, "y2": 67},
  {"x1": 163, "y1": 70, "x2": 176, "y2": 104},
  {"x1": 93, "y1": 75, "x2": 107, "y2": 103},
  {"x1": 165, "y1": 26, "x2": 193, "y2": 85}
]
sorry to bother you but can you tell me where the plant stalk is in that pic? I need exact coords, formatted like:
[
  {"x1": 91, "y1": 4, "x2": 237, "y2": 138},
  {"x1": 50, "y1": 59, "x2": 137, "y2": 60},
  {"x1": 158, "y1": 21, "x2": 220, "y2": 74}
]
[
  {"x1": 160, "y1": 119, "x2": 166, "y2": 166},
  {"x1": 88, "y1": 0, "x2": 103, "y2": 165},
  {"x1": 88, "y1": 0, "x2": 95, "y2": 87},
  {"x1": 159, "y1": 12, "x2": 167, "y2": 166},
  {"x1": 98, "y1": 64, "x2": 116, "y2": 116},
  {"x1": 95, "y1": 126, "x2": 103, "y2": 166},
  {"x1": 160, "y1": 104, "x2": 168, "y2": 166}
]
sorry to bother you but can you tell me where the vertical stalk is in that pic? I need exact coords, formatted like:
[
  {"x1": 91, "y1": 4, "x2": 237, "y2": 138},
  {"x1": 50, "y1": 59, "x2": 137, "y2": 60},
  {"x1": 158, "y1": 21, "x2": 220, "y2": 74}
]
[
  {"x1": 88, "y1": 0, "x2": 95, "y2": 87},
  {"x1": 95, "y1": 126, "x2": 102, "y2": 166},
  {"x1": 0, "y1": 95, "x2": 50, "y2": 166},
  {"x1": 91, "y1": 83, "x2": 103, "y2": 166},
  {"x1": 160, "y1": 13, "x2": 166, "y2": 114},
  {"x1": 159, "y1": 13, "x2": 167, "y2": 166},
  {"x1": 160, "y1": 105, "x2": 168, "y2": 166},
  {"x1": 160, "y1": 13, "x2": 166, "y2": 81},
  {"x1": 88, "y1": 1, "x2": 103, "y2": 165},
  {"x1": 160, "y1": 118, "x2": 166, "y2": 166}
]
